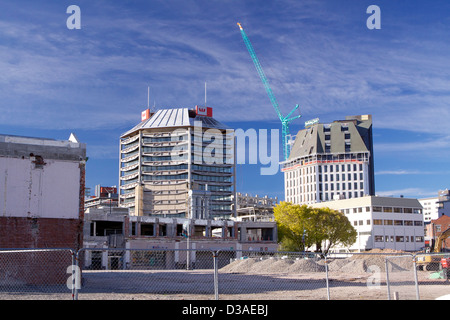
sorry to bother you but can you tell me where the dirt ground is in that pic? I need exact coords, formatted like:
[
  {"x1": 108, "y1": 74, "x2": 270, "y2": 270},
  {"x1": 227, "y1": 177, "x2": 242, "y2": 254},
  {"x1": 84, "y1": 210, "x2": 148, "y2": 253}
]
[
  {"x1": 1, "y1": 250, "x2": 449, "y2": 300},
  {"x1": 0, "y1": 268, "x2": 448, "y2": 300}
]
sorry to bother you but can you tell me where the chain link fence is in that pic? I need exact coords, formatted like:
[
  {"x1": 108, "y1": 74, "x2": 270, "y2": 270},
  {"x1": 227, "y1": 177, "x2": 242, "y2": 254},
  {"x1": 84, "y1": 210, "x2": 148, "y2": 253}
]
[
  {"x1": 0, "y1": 248, "x2": 449, "y2": 300},
  {"x1": 413, "y1": 252, "x2": 450, "y2": 300},
  {"x1": 0, "y1": 248, "x2": 75, "y2": 300}
]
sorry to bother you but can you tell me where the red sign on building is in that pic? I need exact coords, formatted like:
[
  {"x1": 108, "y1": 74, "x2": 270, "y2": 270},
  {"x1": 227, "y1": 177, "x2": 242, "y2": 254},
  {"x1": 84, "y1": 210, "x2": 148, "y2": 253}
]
[{"x1": 195, "y1": 105, "x2": 213, "y2": 117}]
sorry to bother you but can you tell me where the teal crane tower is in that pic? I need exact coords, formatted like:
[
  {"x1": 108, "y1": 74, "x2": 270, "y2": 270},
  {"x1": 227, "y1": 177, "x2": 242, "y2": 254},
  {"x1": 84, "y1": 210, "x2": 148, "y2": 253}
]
[{"x1": 237, "y1": 22, "x2": 301, "y2": 161}]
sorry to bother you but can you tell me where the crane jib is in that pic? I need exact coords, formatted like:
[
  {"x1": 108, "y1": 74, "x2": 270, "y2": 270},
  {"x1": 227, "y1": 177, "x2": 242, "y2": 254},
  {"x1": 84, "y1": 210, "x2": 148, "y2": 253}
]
[{"x1": 238, "y1": 23, "x2": 301, "y2": 160}]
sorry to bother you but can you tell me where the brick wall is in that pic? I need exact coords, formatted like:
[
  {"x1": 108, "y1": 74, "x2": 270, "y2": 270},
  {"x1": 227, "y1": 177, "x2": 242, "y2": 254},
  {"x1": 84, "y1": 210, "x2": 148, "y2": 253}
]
[{"x1": 0, "y1": 217, "x2": 82, "y2": 285}]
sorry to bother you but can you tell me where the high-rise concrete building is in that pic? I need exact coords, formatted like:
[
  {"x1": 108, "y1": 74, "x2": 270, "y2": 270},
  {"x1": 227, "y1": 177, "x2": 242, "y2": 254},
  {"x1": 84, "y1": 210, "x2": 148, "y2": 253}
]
[
  {"x1": 119, "y1": 106, "x2": 236, "y2": 219},
  {"x1": 281, "y1": 115, "x2": 375, "y2": 205}
]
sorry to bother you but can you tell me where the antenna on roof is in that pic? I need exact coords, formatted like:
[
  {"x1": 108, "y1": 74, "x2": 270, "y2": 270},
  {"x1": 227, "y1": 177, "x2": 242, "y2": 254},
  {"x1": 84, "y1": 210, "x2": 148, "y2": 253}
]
[
  {"x1": 204, "y1": 81, "x2": 207, "y2": 107},
  {"x1": 147, "y1": 86, "x2": 150, "y2": 110}
]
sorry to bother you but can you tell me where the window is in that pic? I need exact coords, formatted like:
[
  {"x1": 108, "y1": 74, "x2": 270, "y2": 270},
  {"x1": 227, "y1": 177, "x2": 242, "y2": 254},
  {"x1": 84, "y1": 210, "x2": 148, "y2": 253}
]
[
  {"x1": 404, "y1": 208, "x2": 413, "y2": 214},
  {"x1": 373, "y1": 219, "x2": 383, "y2": 225},
  {"x1": 141, "y1": 224, "x2": 155, "y2": 236},
  {"x1": 414, "y1": 221, "x2": 423, "y2": 226},
  {"x1": 345, "y1": 143, "x2": 351, "y2": 152},
  {"x1": 384, "y1": 220, "x2": 393, "y2": 225},
  {"x1": 396, "y1": 236, "x2": 404, "y2": 242},
  {"x1": 394, "y1": 220, "x2": 403, "y2": 226},
  {"x1": 375, "y1": 236, "x2": 384, "y2": 242},
  {"x1": 393, "y1": 207, "x2": 403, "y2": 213},
  {"x1": 372, "y1": 206, "x2": 382, "y2": 212},
  {"x1": 383, "y1": 207, "x2": 393, "y2": 213}
]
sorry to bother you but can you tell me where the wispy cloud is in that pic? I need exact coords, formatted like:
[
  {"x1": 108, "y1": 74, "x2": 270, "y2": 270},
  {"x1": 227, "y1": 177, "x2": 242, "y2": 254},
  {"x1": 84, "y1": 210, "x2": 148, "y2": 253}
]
[
  {"x1": 2, "y1": 0, "x2": 450, "y2": 136},
  {"x1": 376, "y1": 170, "x2": 448, "y2": 175},
  {"x1": 375, "y1": 188, "x2": 436, "y2": 198}
]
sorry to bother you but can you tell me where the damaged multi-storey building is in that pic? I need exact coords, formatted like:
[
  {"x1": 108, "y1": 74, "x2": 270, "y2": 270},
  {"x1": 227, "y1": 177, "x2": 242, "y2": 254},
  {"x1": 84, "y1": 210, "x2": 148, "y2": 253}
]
[{"x1": 0, "y1": 133, "x2": 86, "y2": 283}]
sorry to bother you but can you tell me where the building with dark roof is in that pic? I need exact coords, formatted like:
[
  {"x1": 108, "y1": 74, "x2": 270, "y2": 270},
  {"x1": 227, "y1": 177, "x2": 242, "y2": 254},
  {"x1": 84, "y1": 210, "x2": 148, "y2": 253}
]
[{"x1": 281, "y1": 115, "x2": 375, "y2": 205}]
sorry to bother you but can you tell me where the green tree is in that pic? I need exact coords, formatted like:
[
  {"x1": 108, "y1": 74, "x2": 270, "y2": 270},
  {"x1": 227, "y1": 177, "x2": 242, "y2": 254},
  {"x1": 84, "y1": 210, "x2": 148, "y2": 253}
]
[{"x1": 273, "y1": 202, "x2": 357, "y2": 254}]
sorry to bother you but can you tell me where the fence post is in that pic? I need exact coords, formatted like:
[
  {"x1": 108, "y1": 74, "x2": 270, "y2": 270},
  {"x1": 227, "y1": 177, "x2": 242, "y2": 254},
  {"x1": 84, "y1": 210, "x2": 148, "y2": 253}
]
[
  {"x1": 213, "y1": 250, "x2": 219, "y2": 300},
  {"x1": 385, "y1": 257, "x2": 391, "y2": 300},
  {"x1": 74, "y1": 249, "x2": 80, "y2": 300},
  {"x1": 412, "y1": 255, "x2": 420, "y2": 300},
  {"x1": 324, "y1": 254, "x2": 330, "y2": 300}
]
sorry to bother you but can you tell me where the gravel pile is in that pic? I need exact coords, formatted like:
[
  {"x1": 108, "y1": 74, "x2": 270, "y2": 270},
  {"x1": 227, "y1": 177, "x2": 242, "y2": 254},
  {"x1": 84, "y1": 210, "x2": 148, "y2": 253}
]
[
  {"x1": 287, "y1": 259, "x2": 325, "y2": 273},
  {"x1": 220, "y1": 257, "x2": 259, "y2": 273},
  {"x1": 347, "y1": 249, "x2": 412, "y2": 273},
  {"x1": 220, "y1": 257, "x2": 325, "y2": 274},
  {"x1": 220, "y1": 249, "x2": 413, "y2": 274}
]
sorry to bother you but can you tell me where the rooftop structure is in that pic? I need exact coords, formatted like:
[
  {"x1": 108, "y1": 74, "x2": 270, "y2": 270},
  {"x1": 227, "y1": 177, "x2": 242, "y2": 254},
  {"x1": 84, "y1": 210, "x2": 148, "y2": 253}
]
[
  {"x1": 233, "y1": 192, "x2": 278, "y2": 222},
  {"x1": 85, "y1": 185, "x2": 118, "y2": 209}
]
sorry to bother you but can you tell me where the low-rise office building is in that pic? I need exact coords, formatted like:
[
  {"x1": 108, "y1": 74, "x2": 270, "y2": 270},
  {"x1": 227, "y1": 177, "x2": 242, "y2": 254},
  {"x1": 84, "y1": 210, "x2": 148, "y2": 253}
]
[{"x1": 310, "y1": 196, "x2": 425, "y2": 252}]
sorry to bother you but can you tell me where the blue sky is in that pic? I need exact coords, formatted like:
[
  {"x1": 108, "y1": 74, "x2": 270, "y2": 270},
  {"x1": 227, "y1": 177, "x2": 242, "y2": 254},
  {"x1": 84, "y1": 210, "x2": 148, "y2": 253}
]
[{"x1": 1, "y1": 0, "x2": 450, "y2": 200}]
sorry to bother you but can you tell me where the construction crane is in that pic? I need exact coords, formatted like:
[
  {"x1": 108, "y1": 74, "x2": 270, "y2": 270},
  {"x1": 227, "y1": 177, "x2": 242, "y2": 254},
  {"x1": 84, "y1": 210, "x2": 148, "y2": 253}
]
[{"x1": 237, "y1": 22, "x2": 301, "y2": 161}]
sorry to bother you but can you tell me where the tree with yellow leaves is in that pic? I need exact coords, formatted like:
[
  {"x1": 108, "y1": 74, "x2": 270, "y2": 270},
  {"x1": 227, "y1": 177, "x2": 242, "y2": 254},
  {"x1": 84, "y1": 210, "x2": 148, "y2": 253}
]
[{"x1": 273, "y1": 202, "x2": 357, "y2": 254}]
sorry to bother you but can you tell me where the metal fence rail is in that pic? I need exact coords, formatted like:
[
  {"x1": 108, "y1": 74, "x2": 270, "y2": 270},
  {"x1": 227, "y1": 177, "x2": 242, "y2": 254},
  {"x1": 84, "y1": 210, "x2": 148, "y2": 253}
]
[{"x1": 0, "y1": 248, "x2": 448, "y2": 300}]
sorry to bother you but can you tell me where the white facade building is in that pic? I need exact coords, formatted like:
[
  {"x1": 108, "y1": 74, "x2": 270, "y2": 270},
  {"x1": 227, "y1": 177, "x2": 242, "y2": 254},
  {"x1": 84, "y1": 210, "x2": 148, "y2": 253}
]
[
  {"x1": 310, "y1": 196, "x2": 425, "y2": 252},
  {"x1": 419, "y1": 189, "x2": 450, "y2": 223},
  {"x1": 419, "y1": 197, "x2": 439, "y2": 223},
  {"x1": 282, "y1": 115, "x2": 375, "y2": 205}
]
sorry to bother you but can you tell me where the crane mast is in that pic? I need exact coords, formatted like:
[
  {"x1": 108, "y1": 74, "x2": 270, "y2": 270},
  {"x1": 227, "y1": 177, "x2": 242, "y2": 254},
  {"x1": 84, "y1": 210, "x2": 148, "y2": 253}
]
[{"x1": 237, "y1": 22, "x2": 301, "y2": 161}]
